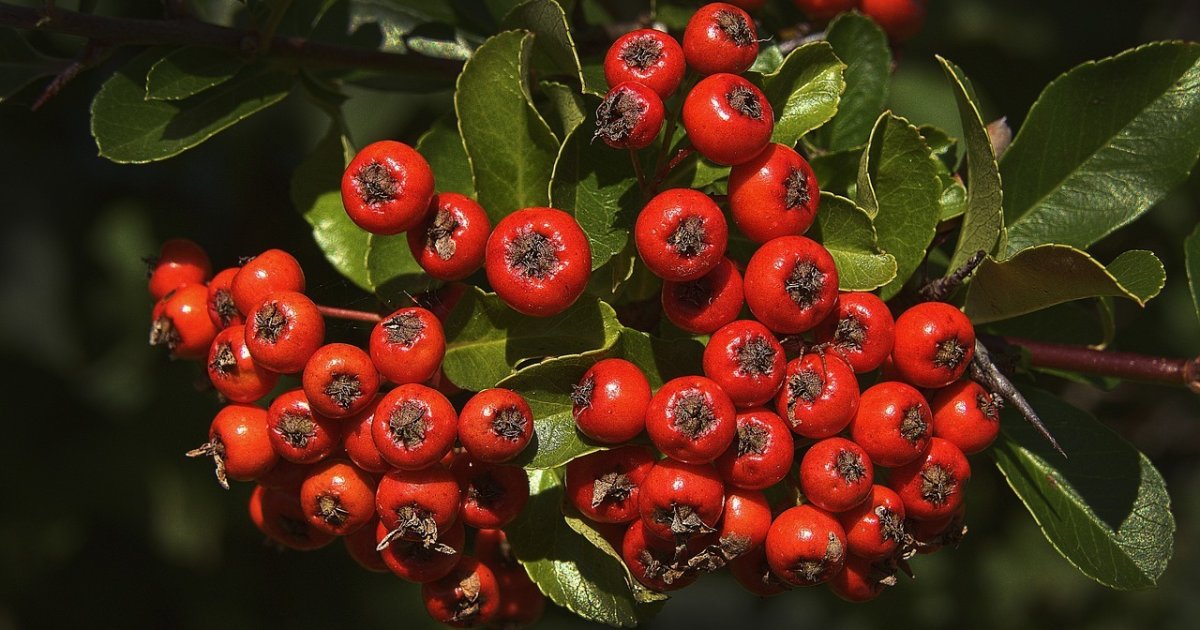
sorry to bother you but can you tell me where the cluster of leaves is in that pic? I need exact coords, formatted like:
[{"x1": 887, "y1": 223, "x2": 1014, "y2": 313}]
[{"x1": 8, "y1": 0, "x2": 1199, "y2": 625}]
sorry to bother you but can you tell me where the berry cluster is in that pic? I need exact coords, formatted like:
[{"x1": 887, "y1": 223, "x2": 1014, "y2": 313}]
[{"x1": 145, "y1": 242, "x2": 546, "y2": 628}]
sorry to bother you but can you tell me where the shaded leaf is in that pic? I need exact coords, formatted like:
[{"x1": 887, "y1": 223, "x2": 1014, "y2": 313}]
[
  {"x1": 539, "y1": 80, "x2": 588, "y2": 141},
  {"x1": 145, "y1": 47, "x2": 243, "y2": 101},
  {"x1": 811, "y1": 193, "x2": 897, "y2": 291},
  {"x1": 809, "y1": 145, "x2": 863, "y2": 196},
  {"x1": 563, "y1": 508, "x2": 669, "y2": 605},
  {"x1": 757, "y1": 41, "x2": 845, "y2": 147},
  {"x1": 365, "y1": 232, "x2": 436, "y2": 308},
  {"x1": 502, "y1": 0, "x2": 589, "y2": 92},
  {"x1": 418, "y1": 115, "x2": 475, "y2": 197},
  {"x1": 811, "y1": 12, "x2": 891, "y2": 151},
  {"x1": 1187, "y1": 223, "x2": 1200, "y2": 325},
  {"x1": 0, "y1": 27, "x2": 64, "y2": 102}
]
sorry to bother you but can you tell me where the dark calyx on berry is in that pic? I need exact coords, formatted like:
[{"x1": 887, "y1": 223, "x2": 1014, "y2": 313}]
[
  {"x1": 209, "y1": 341, "x2": 237, "y2": 374},
  {"x1": 571, "y1": 376, "x2": 595, "y2": 411},
  {"x1": 834, "y1": 449, "x2": 867, "y2": 483},
  {"x1": 736, "y1": 336, "x2": 777, "y2": 376},
  {"x1": 666, "y1": 216, "x2": 708, "y2": 257},
  {"x1": 594, "y1": 88, "x2": 648, "y2": 144},
  {"x1": 383, "y1": 312, "x2": 424, "y2": 346},
  {"x1": 492, "y1": 407, "x2": 529, "y2": 441},
  {"x1": 324, "y1": 373, "x2": 362, "y2": 410},
  {"x1": 784, "y1": 168, "x2": 811, "y2": 209},
  {"x1": 620, "y1": 35, "x2": 663, "y2": 69},
  {"x1": 715, "y1": 10, "x2": 754, "y2": 47},
  {"x1": 317, "y1": 494, "x2": 350, "y2": 526},
  {"x1": 654, "y1": 503, "x2": 716, "y2": 537},
  {"x1": 389, "y1": 401, "x2": 428, "y2": 447},
  {"x1": 356, "y1": 162, "x2": 399, "y2": 205},
  {"x1": 833, "y1": 315, "x2": 866, "y2": 351},
  {"x1": 254, "y1": 302, "x2": 288, "y2": 343},
  {"x1": 788, "y1": 369, "x2": 824, "y2": 405},
  {"x1": 737, "y1": 422, "x2": 770, "y2": 456},
  {"x1": 934, "y1": 338, "x2": 967, "y2": 369},
  {"x1": 508, "y1": 231, "x2": 558, "y2": 279},
  {"x1": 791, "y1": 533, "x2": 844, "y2": 583},
  {"x1": 278, "y1": 412, "x2": 317, "y2": 448},
  {"x1": 784, "y1": 260, "x2": 825, "y2": 308},
  {"x1": 214, "y1": 289, "x2": 239, "y2": 326},
  {"x1": 899, "y1": 406, "x2": 928, "y2": 444},
  {"x1": 592, "y1": 471, "x2": 634, "y2": 508},
  {"x1": 920, "y1": 465, "x2": 956, "y2": 506},
  {"x1": 673, "y1": 392, "x2": 716, "y2": 437},
  {"x1": 427, "y1": 210, "x2": 460, "y2": 260},
  {"x1": 726, "y1": 85, "x2": 763, "y2": 119}
]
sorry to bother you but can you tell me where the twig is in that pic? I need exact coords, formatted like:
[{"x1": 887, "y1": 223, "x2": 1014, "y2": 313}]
[
  {"x1": 1002, "y1": 336, "x2": 1200, "y2": 393},
  {"x1": 316, "y1": 304, "x2": 382, "y2": 324},
  {"x1": 629, "y1": 147, "x2": 646, "y2": 193},
  {"x1": 919, "y1": 250, "x2": 986, "y2": 302},
  {"x1": 31, "y1": 40, "x2": 110, "y2": 110},
  {"x1": 970, "y1": 339, "x2": 1066, "y2": 457}
]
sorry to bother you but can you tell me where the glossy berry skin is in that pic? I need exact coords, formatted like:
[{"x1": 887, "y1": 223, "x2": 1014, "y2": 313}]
[
  {"x1": 635, "y1": 188, "x2": 728, "y2": 282},
  {"x1": 485, "y1": 207, "x2": 591, "y2": 317},
  {"x1": 715, "y1": 409, "x2": 794, "y2": 490},
  {"x1": 744, "y1": 235, "x2": 839, "y2": 334},
  {"x1": 813, "y1": 292, "x2": 896, "y2": 373},
  {"x1": 375, "y1": 463, "x2": 462, "y2": 546},
  {"x1": 148, "y1": 238, "x2": 211, "y2": 300},
  {"x1": 421, "y1": 557, "x2": 501, "y2": 628},
  {"x1": 861, "y1": 0, "x2": 926, "y2": 42},
  {"x1": 638, "y1": 459, "x2": 726, "y2": 542},
  {"x1": 792, "y1": 0, "x2": 858, "y2": 21},
  {"x1": 370, "y1": 307, "x2": 445, "y2": 385},
  {"x1": 931, "y1": 380, "x2": 1001, "y2": 454},
  {"x1": 452, "y1": 455, "x2": 530, "y2": 529},
  {"x1": 341, "y1": 140, "x2": 436, "y2": 235},
  {"x1": 190, "y1": 404, "x2": 277, "y2": 488},
  {"x1": 661, "y1": 257, "x2": 744, "y2": 334},
  {"x1": 378, "y1": 519, "x2": 466, "y2": 583},
  {"x1": 344, "y1": 517, "x2": 389, "y2": 573},
  {"x1": 728, "y1": 144, "x2": 821, "y2": 244},
  {"x1": 774, "y1": 352, "x2": 859, "y2": 439},
  {"x1": 799, "y1": 437, "x2": 874, "y2": 513},
  {"x1": 622, "y1": 519, "x2": 701, "y2": 591},
  {"x1": 206, "y1": 267, "x2": 243, "y2": 329},
  {"x1": 302, "y1": 343, "x2": 380, "y2": 418},
  {"x1": 149, "y1": 284, "x2": 218, "y2": 360},
  {"x1": 458, "y1": 389, "x2": 534, "y2": 464},
  {"x1": 371, "y1": 383, "x2": 458, "y2": 471},
  {"x1": 891, "y1": 301, "x2": 976, "y2": 389},
  {"x1": 230, "y1": 249, "x2": 305, "y2": 315},
  {"x1": 828, "y1": 555, "x2": 890, "y2": 603},
  {"x1": 566, "y1": 445, "x2": 657, "y2": 524},
  {"x1": 718, "y1": 489, "x2": 773, "y2": 554},
  {"x1": 342, "y1": 396, "x2": 392, "y2": 474},
  {"x1": 765, "y1": 504, "x2": 847, "y2": 586},
  {"x1": 407, "y1": 193, "x2": 491, "y2": 281},
  {"x1": 702, "y1": 320, "x2": 786, "y2": 408},
  {"x1": 205, "y1": 325, "x2": 278, "y2": 403},
  {"x1": 572, "y1": 358, "x2": 652, "y2": 444},
  {"x1": 604, "y1": 28, "x2": 686, "y2": 99},
  {"x1": 682, "y1": 3, "x2": 759, "y2": 76},
  {"x1": 850, "y1": 381, "x2": 933, "y2": 468},
  {"x1": 488, "y1": 560, "x2": 546, "y2": 628},
  {"x1": 730, "y1": 546, "x2": 789, "y2": 596},
  {"x1": 244, "y1": 290, "x2": 325, "y2": 374},
  {"x1": 249, "y1": 485, "x2": 336, "y2": 551},
  {"x1": 836, "y1": 485, "x2": 907, "y2": 560},
  {"x1": 266, "y1": 389, "x2": 341, "y2": 464},
  {"x1": 645, "y1": 376, "x2": 737, "y2": 464},
  {"x1": 300, "y1": 458, "x2": 377, "y2": 536},
  {"x1": 889, "y1": 437, "x2": 971, "y2": 521},
  {"x1": 595, "y1": 82, "x2": 665, "y2": 150},
  {"x1": 682, "y1": 73, "x2": 774, "y2": 165}
]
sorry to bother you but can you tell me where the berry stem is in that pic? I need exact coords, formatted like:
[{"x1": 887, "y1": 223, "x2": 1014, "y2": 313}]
[
  {"x1": 629, "y1": 148, "x2": 647, "y2": 193},
  {"x1": 316, "y1": 305, "x2": 383, "y2": 324},
  {"x1": 1000, "y1": 336, "x2": 1200, "y2": 393},
  {"x1": 648, "y1": 73, "x2": 695, "y2": 196}
]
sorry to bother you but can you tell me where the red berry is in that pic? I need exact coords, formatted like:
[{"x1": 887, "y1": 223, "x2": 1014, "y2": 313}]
[
  {"x1": 378, "y1": 519, "x2": 466, "y2": 582},
  {"x1": 729, "y1": 546, "x2": 789, "y2": 596},
  {"x1": 702, "y1": 320, "x2": 786, "y2": 408},
  {"x1": 231, "y1": 249, "x2": 305, "y2": 315},
  {"x1": 850, "y1": 381, "x2": 933, "y2": 467},
  {"x1": 571, "y1": 358, "x2": 651, "y2": 444},
  {"x1": 714, "y1": 409, "x2": 794, "y2": 490},
  {"x1": 621, "y1": 519, "x2": 701, "y2": 591},
  {"x1": 728, "y1": 143, "x2": 821, "y2": 243},
  {"x1": 861, "y1": 0, "x2": 926, "y2": 42},
  {"x1": 488, "y1": 560, "x2": 546, "y2": 628},
  {"x1": 301, "y1": 343, "x2": 380, "y2": 418},
  {"x1": 407, "y1": 193, "x2": 491, "y2": 281},
  {"x1": 300, "y1": 458, "x2": 377, "y2": 536},
  {"x1": 774, "y1": 352, "x2": 859, "y2": 439},
  {"x1": 716, "y1": 489, "x2": 772, "y2": 555},
  {"x1": 257, "y1": 459, "x2": 310, "y2": 493},
  {"x1": 889, "y1": 436, "x2": 971, "y2": 521},
  {"x1": 603, "y1": 29, "x2": 686, "y2": 99},
  {"x1": 188, "y1": 404, "x2": 277, "y2": 488},
  {"x1": 638, "y1": 459, "x2": 725, "y2": 542},
  {"x1": 799, "y1": 437, "x2": 874, "y2": 513},
  {"x1": 341, "y1": 396, "x2": 392, "y2": 474},
  {"x1": 566, "y1": 445, "x2": 656, "y2": 524},
  {"x1": 341, "y1": 140, "x2": 436, "y2": 235},
  {"x1": 765, "y1": 504, "x2": 846, "y2": 586},
  {"x1": 458, "y1": 388, "x2": 534, "y2": 464},
  {"x1": 682, "y1": 73, "x2": 774, "y2": 165},
  {"x1": 907, "y1": 501, "x2": 967, "y2": 553},
  {"x1": 836, "y1": 484, "x2": 907, "y2": 560},
  {"x1": 595, "y1": 82, "x2": 665, "y2": 150},
  {"x1": 931, "y1": 379, "x2": 1001, "y2": 454},
  {"x1": 744, "y1": 235, "x2": 839, "y2": 334},
  {"x1": 206, "y1": 266, "x2": 243, "y2": 329},
  {"x1": 661, "y1": 257, "x2": 744, "y2": 334},
  {"x1": 891, "y1": 301, "x2": 976, "y2": 389},
  {"x1": 244, "y1": 290, "x2": 325, "y2": 374},
  {"x1": 370, "y1": 307, "x2": 446, "y2": 385},
  {"x1": 682, "y1": 3, "x2": 759, "y2": 76},
  {"x1": 485, "y1": 207, "x2": 591, "y2": 317},
  {"x1": 451, "y1": 455, "x2": 530, "y2": 529},
  {"x1": 267, "y1": 389, "x2": 341, "y2": 464},
  {"x1": 792, "y1": 0, "x2": 857, "y2": 21},
  {"x1": 421, "y1": 557, "x2": 501, "y2": 628},
  {"x1": 646, "y1": 376, "x2": 737, "y2": 464},
  {"x1": 344, "y1": 517, "x2": 389, "y2": 572},
  {"x1": 636, "y1": 188, "x2": 728, "y2": 282},
  {"x1": 148, "y1": 238, "x2": 211, "y2": 300},
  {"x1": 205, "y1": 325, "x2": 279, "y2": 403},
  {"x1": 813, "y1": 292, "x2": 896, "y2": 373},
  {"x1": 371, "y1": 383, "x2": 458, "y2": 471},
  {"x1": 149, "y1": 284, "x2": 218, "y2": 360},
  {"x1": 248, "y1": 484, "x2": 335, "y2": 551},
  {"x1": 828, "y1": 554, "x2": 894, "y2": 602},
  {"x1": 375, "y1": 463, "x2": 462, "y2": 549}
]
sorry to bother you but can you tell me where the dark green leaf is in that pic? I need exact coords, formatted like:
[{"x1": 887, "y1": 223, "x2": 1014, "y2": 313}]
[
  {"x1": 919, "y1": 124, "x2": 960, "y2": 170},
  {"x1": 809, "y1": 145, "x2": 863, "y2": 196},
  {"x1": 984, "y1": 300, "x2": 1114, "y2": 347},
  {"x1": 938, "y1": 57, "x2": 1004, "y2": 271},
  {"x1": 502, "y1": 0, "x2": 589, "y2": 92},
  {"x1": 562, "y1": 509, "x2": 669, "y2": 605},
  {"x1": 539, "y1": 80, "x2": 588, "y2": 143},
  {"x1": 1000, "y1": 42, "x2": 1200, "y2": 255},
  {"x1": 811, "y1": 12, "x2": 891, "y2": 151},
  {"x1": 91, "y1": 50, "x2": 292, "y2": 163},
  {"x1": 938, "y1": 179, "x2": 968, "y2": 220},
  {"x1": 144, "y1": 47, "x2": 243, "y2": 101},
  {"x1": 455, "y1": 31, "x2": 559, "y2": 222},
  {"x1": 757, "y1": 41, "x2": 845, "y2": 147},
  {"x1": 364, "y1": 233, "x2": 437, "y2": 308},
  {"x1": 992, "y1": 389, "x2": 1174, "y2": 590},
  {"x1": 418, "y1": 115, "x2": 475, "y2": 197},
  {"x1": 749, "y1": 43, "x2": 785, "y2": 74},
  {"x1": 0, "y1": 27, "x2": 63, "y2": 102},
  {"x1": 1187, "y1": 223, "x2": 1200, "y2": 325},
  {"x1": 964, "y1": 246, "x2": 1165, "y2": 324},
  {"x1": 811, "y1": 193, "x2": 897, "y2": 291}
]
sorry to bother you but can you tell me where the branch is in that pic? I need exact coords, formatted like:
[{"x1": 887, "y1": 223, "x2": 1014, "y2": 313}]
[
  {"x1": 1000, "y1": 336, "x2": 1200, "y2": 393},
  {"x1": 316, "y1": 305, "x2": 382, "y2": 324}
]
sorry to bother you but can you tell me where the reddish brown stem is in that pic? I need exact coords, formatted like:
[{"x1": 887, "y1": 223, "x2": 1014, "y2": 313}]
[
  {"x1": 317, "y1": 305, "x2": 382, "y2": 324},
  {"x1": 1002, "y1": 336, "x2": 1200, "y2": 393}
]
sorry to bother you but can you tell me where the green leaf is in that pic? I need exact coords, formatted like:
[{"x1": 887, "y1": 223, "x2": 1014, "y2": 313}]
[
  {"x1": 749, "y1": 43, "x2": 785, "y2": 75},
  {"x1": 502, "y1": 0, "x2": 589, "y2": 92},
  {"x1": 0, "y1": 27, "x2": 63, "y2": 102},
  {"x1": 809, "y1": 145, "x2": 863, "y2": 196},
  {"x1": 1187, "y1": 223, "x2": 1200, "y2": 325},
  {"x1": 964, "y1": 245, "x2": 1165, "y2": 324},
  {"x1": 938, "y1": 57, "x2": 1004, "y2": 271},
  {"x1": 984, "y1": 300, "x2": 1114, "y2": 347},
  {"x1": 563, "y1": 509, "x2": 669, "y2": 605},
  {"x1": 418, "y1": 115, "x2": 475, "y2": 197},
  {"x1": 441, "y1": 287, "x2": 622, "y2": 391},
  {"x1": 757, "y1": 41, "x2": 845, "y2": 147},
  {"x1": 91, "y1": 50, "x2": 292, "y2": 163},
  {"x1": 539, "y1": 80, "x2": 588, "y2": 141},
  {"x1": 1000, "y1": 42, "x2": 1200, "y2": 256},
  {"x1": 855, "y1": 112, "x2": 943, "y2": 299},
  {"x1": 811, "y1": 12, "x2": 891, "y2": 152},
  {"x1": 365, "y1": 233, "x2": 436, "y2": 307},
  {"x1": 811, "y1": 193, "x2": 897, "y2": 291},
  {"x1": 938, "y1": 179, "x2": 968, "y2": 220},
  {"x1": 992, "y1": 389, "x2": 1174, "y2": 590},
  {"x1": 455, "y1": 31, "x2": 559, "y2": 222},
  {"x1": 291, "y1": 120, "x2": 372, "y2": 291},
  {"x1": 506, "y1": 469, "x2": 644, "y2": 627},
  {"x1": 144, "y1": 47, "x2": 244, "y2": 101}
]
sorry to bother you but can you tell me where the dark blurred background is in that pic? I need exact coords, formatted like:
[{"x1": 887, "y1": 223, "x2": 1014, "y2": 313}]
[{"x1": 2, "y1": 1, "x2": 1199, "y2": 628}]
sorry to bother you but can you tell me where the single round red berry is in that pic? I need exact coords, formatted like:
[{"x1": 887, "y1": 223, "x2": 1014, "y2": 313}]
[
  {"x1": 744, "y1": 235, "x2": 839, "y2": 334},
  {"x1": 861, "y1": 0, "x2": 926, "y2": 42},
  {"x1": 566, "y1": 445, "x2": 656, "y2": 524},
  {"x1": 621, "y1": 519, "x2": 702, "y2": 591},
  {"x1": 636, "y1": 188, "x2": 728, "y2": 282},
  {"x1": 714, "y1": 409, "x2": 794, "y2": 490},
  {"x1": 603, "y1": 28, "x2": 686, "y2": 99},
  {"x1": 774, "y1": 351, "x2": 859, "y2": 439},
  {"x1": 682, "y1": 73, "x2": 774, "y2": 166},
  {"x1": 729, "y1": 546, "x2": 789, "y2": 596},
  {"x1": 148, "y1": 238, "x2": 211, "y2": 300},
  {"x1": 836, "y1": 484, "x2": 907, "y2": 560},
  {"x1": 765, "y1": 504, "x2": 846, "y2": 586},
  {"x1": 661, "y1": 257, "x2": 745, "y2": 334},
  {"x1": 813, "y1": 292, "x2": 896, "y2": 373},
  {"x1": 370, "y1": 306, "x2": 446, "y2": 385},
  {"x1": 485, "y1": 207, "x2": 591, "y2": 317},
  {"x1": 799, "y1": 437, "x2": 874, "y2": 513},
  {"x1": 792, "y1": 0, "x2": 857, "y2": 21},
  {"x1": 421, "y1": 556, "x2": 501, "y2": 628},
  {"x1": 716, "y1": 489, "x2": 772, "y2": 557},
  {"x1": 187, "y1": 404, "x2": 277, "y2": 489},
  {"x1": 889, "y1": 436, "x2": 971, "y2": 521},
  {"x1": 149, "y1": 284, "x2": 218, "y2": 360},
  {"x1": 595, "y1": 82, "x2": 666, "y2": 150},
  {"x1": 828, "y1": 554, "x2": 893, "y2": 603},
  {"x1": 458, "y1": 388, "x2": 534, "y2": 464},
  {"x1": 341, "y1": 139, "x2": 436, "y2": 235},
  {"x1": 931, "y1": 379, "x2": 1001, "y2": 454},
  {"x1": 638, "y1": 459, "x2": 725, "y2": 542},
  {"x1": 206, "y1": 266, "x2": 243, "y2": 329},
  {"x1": 488, "y1": 558, "x2": 547, "y2": 628},
  {"x1": 341, "y1": 396, "x2": 391, "y2": 474},
  {"x1": 267, "y1": 389, "x2": 341, "y2": 464},
  {"x1": 571, "y1": 358, "x2": 652, "y2": 444},
  {"x1": 682, "y1": 3, "x2": 759, "y2": 76},
  {"x1": 452, "y1": 455, "x2": 530, "y2": 529},
  {"x1": 300, "y1": 458, "x2": 377, "y2": 536},
  {"x1": 891, "y1": 301, "x2": 976, "y2": 389},
  {"x1": 249, "y1": 484, "x2": 335, "y2": 551},
  {"x1": 728, "y1": 143, "x2": 821, "y2": 243},
  {"x1": 301, "y1": 343, "x2": 380, "y2": 419},
  {"x1": 244, "y1": 290, "x2": 325, "y2": 374},
  {"x1": 645, "y1": 376, "x2": 737, "y2": 464},
  {"x1": 375, "y1": 463, "x2": 462, "y2": 549},
  {"x1": 344, "y1": 517, "x2": 389, "y2": 573},
  {"x1": 371, "y1": 383, "x2": 458, "y2": 471},
  {"x1": 850, "y1": 381, "x2": 933, "y2": 467},
  {"x1": 231, "y1": 249, "x2": 305, "y2": 315},
  {"x1": 205, "y1": 325, "x2": 279, "y2": 403},
  {"x1": 378, "y1": 519, "x2": 466, "y2": 582},
  {"x1": 406, "y1": 192, "x2": 491, "y2": 281},
  {"x1": 702, "y1": 320, "x2": 786, "y2": 408}
]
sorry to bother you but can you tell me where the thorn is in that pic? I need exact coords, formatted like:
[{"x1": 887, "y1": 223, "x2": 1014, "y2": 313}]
[
  {"x1": 919, "y1": 250, "x2": 986, "y2": 303},
  {"x1": 971, "y1": 340, "x2": 1066, "y2": 458}
]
